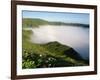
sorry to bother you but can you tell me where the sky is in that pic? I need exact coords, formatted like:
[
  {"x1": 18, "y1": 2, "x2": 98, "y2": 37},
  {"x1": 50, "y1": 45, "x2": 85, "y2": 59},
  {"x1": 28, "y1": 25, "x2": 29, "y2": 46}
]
[{"x1": 22, "y1": 10, "x2": 89, "y2": 24}]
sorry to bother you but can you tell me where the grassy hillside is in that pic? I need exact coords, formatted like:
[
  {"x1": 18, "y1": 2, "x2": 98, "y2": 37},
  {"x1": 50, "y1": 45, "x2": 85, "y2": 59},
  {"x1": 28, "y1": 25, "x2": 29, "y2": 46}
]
[
  {"x1": 22, "y1": 18, "x2": 49, "y2": 28},
  {"x1": 22, "y1": 18, "x2": 89, "y2": 28},
  {"x1": 22, "y1": 30, "x2": 89, "y2": 69}
]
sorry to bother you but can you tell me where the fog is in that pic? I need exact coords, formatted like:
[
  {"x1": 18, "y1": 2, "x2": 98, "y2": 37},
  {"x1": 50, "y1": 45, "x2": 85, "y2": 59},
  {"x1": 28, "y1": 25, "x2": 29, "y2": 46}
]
[{"x1": 29, "y1": 25, "x2": 89, "y2": 59}]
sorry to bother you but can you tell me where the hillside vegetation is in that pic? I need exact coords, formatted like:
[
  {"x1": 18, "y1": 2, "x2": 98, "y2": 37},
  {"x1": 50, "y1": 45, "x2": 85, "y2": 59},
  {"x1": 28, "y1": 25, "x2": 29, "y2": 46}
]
[
  {"x1": 22, "y1": 30, "x2": 89, "y2": 69},
  {"x1": 22, "y1": 18, "x2": 49, "y2": 28}
]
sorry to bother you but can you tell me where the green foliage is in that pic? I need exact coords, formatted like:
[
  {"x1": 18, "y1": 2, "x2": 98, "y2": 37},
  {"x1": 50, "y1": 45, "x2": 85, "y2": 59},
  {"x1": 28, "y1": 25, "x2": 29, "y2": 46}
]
[
  {"x1": 22, "y1": 48, "x2": 88, "y2": 69},
  {"x1": 22, "y1": 30, "x2": 32, "y2": 40},
  {"x1": 22, "y1": 60, "x2": 36, "y2": 68},
  {"x1": 43, "y1": 41, "x2": 70, "y2": 56},
  {"x1": 22, "y1": 18, "x2": 49, "y2": 28}
]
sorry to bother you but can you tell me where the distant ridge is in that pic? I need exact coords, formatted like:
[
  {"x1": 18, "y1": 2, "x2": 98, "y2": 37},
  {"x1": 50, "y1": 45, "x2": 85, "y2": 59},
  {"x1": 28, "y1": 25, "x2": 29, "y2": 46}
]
[{"x1": 22, "y1": 18, "x2": 89, "y2": 28}]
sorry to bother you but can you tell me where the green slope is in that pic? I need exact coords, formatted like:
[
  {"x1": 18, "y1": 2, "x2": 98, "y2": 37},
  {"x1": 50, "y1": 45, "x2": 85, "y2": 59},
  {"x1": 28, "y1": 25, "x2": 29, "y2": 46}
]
[
  {"x1": 22, "y1": 18, "x2": 49, "y2": 28},
  {"x1": 22, "y1": 30, "x2": 89, "y2": 69}
]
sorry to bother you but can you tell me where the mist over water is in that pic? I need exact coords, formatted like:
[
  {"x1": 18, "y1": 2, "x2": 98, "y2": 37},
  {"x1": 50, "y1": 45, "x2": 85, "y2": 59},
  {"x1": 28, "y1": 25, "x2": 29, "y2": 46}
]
[{"x1": 30, "y1": 25, "x2": 89, "y2": 60}]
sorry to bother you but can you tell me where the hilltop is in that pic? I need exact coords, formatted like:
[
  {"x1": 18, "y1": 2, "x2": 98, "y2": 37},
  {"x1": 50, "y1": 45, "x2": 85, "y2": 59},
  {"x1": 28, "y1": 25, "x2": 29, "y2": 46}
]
[{"x1": 22, "y1": 18, "x2": 89, "y2": 28}]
